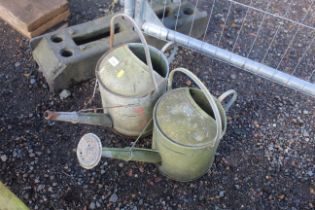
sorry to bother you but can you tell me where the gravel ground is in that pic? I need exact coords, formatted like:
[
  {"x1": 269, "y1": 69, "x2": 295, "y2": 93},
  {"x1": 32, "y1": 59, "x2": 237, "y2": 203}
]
[{"x1": 0, "y1": 0, "x2": 314, "y2": 209}]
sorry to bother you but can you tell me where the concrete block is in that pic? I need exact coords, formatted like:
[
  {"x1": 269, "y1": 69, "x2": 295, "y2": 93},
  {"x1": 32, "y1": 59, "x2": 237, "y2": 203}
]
[
  {"x1": 146, "y1": 0, "x2": 208, "y2": 48},
  {"x1": 31, "y1": 15, "x2": 139, "y2": 93},
  {"x1": 31, "y1": 1, "x2": 207, "y2": 93}
]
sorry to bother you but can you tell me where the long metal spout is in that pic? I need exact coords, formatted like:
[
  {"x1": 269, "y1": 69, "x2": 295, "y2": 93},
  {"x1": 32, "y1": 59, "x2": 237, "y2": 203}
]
[
  {"x1": 102, "y1": 147, "x2": 161, "y2": 164},
  {"x1": 44, "y1": 111, "x2": 113, "y2": 128},
  {"x1": 77, "y1": 133, "x2": 161, "y2": 169}
]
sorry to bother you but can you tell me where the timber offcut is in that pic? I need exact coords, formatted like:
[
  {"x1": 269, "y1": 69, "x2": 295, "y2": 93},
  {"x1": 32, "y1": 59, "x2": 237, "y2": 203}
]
[{"x1": 0, "y1": 0, "x2": 70, "y2": 38}]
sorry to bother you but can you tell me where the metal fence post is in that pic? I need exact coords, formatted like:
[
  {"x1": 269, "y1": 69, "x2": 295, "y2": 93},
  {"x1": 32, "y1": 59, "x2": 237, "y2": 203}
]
[
  {"x1": 124, "y1": 0, "x2": 135, "y2": 17},
  {"x1": 142, "y1": 23, "x2": 315, "y2": 97}
]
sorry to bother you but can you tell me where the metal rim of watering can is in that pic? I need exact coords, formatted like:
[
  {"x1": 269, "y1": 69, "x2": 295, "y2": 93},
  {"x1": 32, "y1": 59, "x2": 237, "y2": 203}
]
[
  {"x1": 152, "y1": 68, "x2": 223, "y2": 148},
  {"x1": 95, "y1": 43, "x2": 169, "y2": 98},
  {"x1": 167, "y1": 68, "x2": 223, "y2": 145},
  {"x1": 187, "y1": 87, "x2": 230, "y2": 139},
  {"x1": 109, "y1": 13, "x2": 159, "y2": 91},
  {"x1": 153, "y1": 88, "x2": 227, "y2": 149}
]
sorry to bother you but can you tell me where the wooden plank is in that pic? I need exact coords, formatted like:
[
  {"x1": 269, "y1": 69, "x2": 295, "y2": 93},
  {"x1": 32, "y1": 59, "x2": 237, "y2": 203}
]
[
  {"x1": 28, "y1": 10, "x2": 70, "y2": 38},
  {"x1": 0, "y1": 0, "x2": 68, "y2": 33},
  {"x1": 2, "y1": 9, "x2": 70, "y2": 39}
]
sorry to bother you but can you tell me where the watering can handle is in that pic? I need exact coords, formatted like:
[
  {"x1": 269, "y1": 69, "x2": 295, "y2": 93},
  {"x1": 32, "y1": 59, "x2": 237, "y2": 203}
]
[
  {"x1": 218, "y1": 89, "x2": 237, "y2": 112},
  {"x1": 109, "y1": 14, "x2": 158, "y2": 91},
  {"x1": 161, "y1": 42, "x2": 178, "y2": 64},
  {"x1": 168, "y1": 68, "x2": 223, "y2": 146}
]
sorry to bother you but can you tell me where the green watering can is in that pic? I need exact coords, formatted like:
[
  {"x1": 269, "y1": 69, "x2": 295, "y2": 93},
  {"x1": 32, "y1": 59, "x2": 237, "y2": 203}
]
[
  {"x1": 76, "y1": 68, "x2": 237, "y2": 182},
  {"x1": 44, "y1": 14, "x2": 169, "y2": 137}
]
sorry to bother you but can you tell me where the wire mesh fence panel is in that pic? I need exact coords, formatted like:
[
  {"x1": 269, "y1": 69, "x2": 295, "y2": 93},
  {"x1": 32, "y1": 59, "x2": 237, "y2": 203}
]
[{"x1": 140, "y1": 0, "x2": 315, "y2": 96}]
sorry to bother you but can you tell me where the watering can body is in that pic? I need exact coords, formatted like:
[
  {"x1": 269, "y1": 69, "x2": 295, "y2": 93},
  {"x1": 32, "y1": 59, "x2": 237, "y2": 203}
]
[
  {"x1": 151, "y1": 87, "x2": 228, "y2": 181},
  {"x1": 96, "y1": 43, "x2": 169, "y2": 136}
]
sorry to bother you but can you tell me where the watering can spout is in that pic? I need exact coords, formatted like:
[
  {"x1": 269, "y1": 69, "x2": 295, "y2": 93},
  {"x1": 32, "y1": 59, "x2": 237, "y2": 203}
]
[
  {"x1": 44, "y1": 111, "x2": 113, "y2": 128},
  {"x1": 76, "y1": 133, "x2": 161, "y2": 169},
  {"x1": 101, "y1": 147, "x2": 161, "y2": 164}
]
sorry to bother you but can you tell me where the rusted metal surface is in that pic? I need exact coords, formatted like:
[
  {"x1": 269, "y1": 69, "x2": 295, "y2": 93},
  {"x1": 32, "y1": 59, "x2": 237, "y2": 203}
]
[
  {"x1": 44, "y1": 111, "x2": 113, "y2": 128},
  {"x1": 44, "y1": 110, "x2": 59, "y2": 121}
]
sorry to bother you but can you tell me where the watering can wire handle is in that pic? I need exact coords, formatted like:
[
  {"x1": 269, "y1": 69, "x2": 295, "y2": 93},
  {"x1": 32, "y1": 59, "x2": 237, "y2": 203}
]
[
  {"x1": 109, "y1": 14, "x2": 158, "y2": 91},
  {"x1": 218, "y1": 89, "x2": 237, "y2": 112},
  {"x1": 161, "y1": 42, "x2": 174, "y2": 53},
  {"x1": 161, "y1": 42, "x2": 178, "y2": 64},
  {"x1": 168, "y1": 68, "x2": 223, "y2": 145}
]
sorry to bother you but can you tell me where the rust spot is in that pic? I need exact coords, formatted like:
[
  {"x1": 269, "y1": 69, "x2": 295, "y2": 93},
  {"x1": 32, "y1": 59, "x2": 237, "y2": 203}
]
[
  {"x1": 133, "y1": 106, "x2": 145, "y2": 114},
  {"x1": 44, "y1": 111, "x2": 59, "y2": 120}
]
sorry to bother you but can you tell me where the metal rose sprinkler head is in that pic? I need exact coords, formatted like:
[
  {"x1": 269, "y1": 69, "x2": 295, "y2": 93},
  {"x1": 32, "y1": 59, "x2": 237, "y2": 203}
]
[{"x1": 77, "y1": 133, "x2": 103, "y2": 170}]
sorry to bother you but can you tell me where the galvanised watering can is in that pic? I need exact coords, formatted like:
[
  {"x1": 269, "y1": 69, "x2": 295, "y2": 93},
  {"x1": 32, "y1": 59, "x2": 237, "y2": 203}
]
[
  {"x1": 44, "y1": 14, "x2": 169, "y2": 137},
  {"x1": 76, "y1": 68, "x2": 237, "y2": 182}
]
